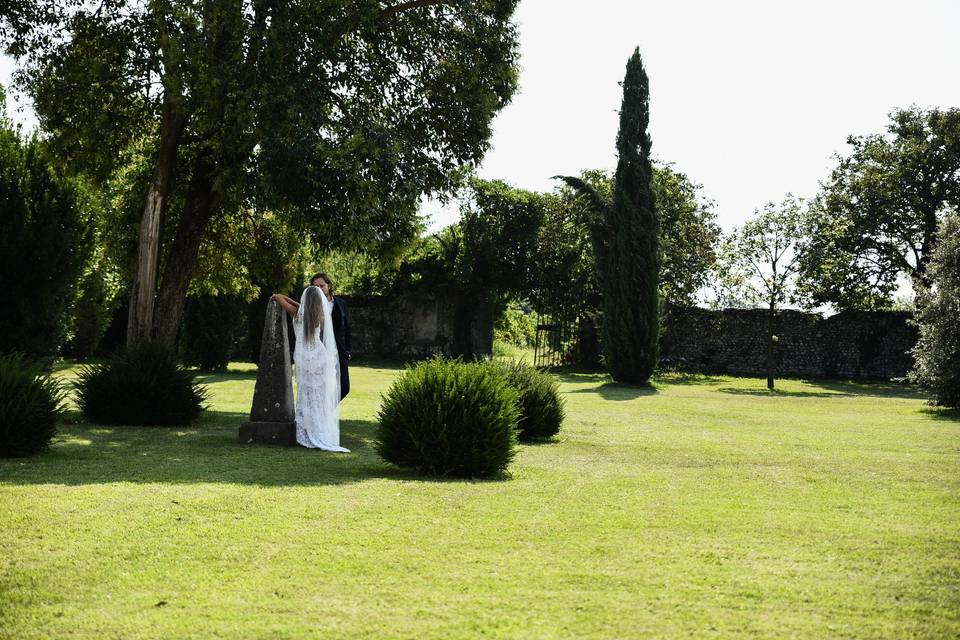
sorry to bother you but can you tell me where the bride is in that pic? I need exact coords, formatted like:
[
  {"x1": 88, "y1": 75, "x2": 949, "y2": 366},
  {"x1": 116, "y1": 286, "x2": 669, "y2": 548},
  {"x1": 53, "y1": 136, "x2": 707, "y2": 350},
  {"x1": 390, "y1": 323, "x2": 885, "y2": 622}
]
[{"x1": 272, "y1": 287, "x2": 350, "y2": 452}]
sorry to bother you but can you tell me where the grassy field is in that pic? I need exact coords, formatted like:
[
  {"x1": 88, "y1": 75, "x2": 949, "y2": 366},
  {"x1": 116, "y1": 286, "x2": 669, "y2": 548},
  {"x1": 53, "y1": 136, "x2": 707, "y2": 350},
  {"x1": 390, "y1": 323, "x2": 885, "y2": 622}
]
[{"x1": 1, "y1": 361, "x2": 958, "y2": 639}]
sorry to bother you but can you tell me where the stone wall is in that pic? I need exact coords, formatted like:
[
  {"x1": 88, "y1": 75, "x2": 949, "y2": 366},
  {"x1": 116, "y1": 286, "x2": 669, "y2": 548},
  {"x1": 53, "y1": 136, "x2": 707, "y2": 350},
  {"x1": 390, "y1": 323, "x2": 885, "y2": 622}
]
[
  {"x1": 660, "y1": 307, "x2": 917, "y2": 380},
  {"x1": 343, "y1": 294, "x2": 489, "y2": 358},
  {"x1": 341, "y1": 295, "x2": 916, "y2": 380}
]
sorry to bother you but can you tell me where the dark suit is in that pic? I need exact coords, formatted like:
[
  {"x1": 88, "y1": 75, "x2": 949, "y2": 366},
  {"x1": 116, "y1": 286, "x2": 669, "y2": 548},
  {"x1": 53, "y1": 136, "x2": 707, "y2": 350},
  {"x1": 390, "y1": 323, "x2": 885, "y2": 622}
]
[{"x1": 330, "y1": 296, "x2": 350, "y2": 400}]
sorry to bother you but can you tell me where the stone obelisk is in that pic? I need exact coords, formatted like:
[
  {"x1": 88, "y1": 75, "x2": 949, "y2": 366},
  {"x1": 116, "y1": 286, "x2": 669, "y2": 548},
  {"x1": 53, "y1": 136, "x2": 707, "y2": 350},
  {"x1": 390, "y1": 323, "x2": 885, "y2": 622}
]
[{"x1": 239, "y1": 299, "x2": 296, "y2": 445}]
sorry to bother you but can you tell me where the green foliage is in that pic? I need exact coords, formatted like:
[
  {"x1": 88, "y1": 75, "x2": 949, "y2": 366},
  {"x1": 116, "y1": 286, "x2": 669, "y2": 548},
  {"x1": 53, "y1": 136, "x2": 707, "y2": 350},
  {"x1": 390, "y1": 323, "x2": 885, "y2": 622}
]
[
  {"x1": 182, "y1": 295, "x2": 246, "y2": 371},
  {"x1": 717, "y1": 196, "x2": 806, "y2": 309},
  {"x1": 604, "y1": 48, "x2": 659, "y2": 384},
  {"x1": 310, "y1": 249, "x2": 405, "y2": 297},
  {"x1": 910, "y1": 209, "x2": 960, "y2": 407},
  {"x1": 716, "y1": 196, "x2": 807, "y2": 388},
  {"x1": 532, "y1": 175, "x2": 604, "y2": 321},
  {"x1": 654, "y1": 164, "x2": 720, "y2": 307},
  {"x1": 400, "y1": 178, "x2": 547, "y2": 301},
  {"x1": 75, "y1": 342, "x2": 208, "y2": 426},
  {"x1": 2, "y1": 1, "x2": 522, "y2": 341},
  {"x1": 798, "y1": 107, "x2": 960, "y2": 310},
  {"x1": 0, "y1": 353, "x2": 63, "y2": 457},
  {"x1": 550, "y1": 165, "x2": 717, "y2": 313},
  {"x1": 64, "y1": 249, "x2": 124, "y2": 358},
  {"x1": 494, "y1": 305, "x2": 537, "y2": 348},
  {"x1": 549, "y1": 162, "x2": 717, "y2": 370},
  {"x1": 395, "y1": 177, "x2": 548, "y2": 357},
  {"x1": 494, "y1": 360, "x2": 564, "y2": 440},
  {"x1": 453, "y1": 177, "x2": 548, "y2": 303},
  {"x1": 0, "y1": 103, "x2": 94, "y2": 357},
  {"x1": 376, "y1": 356, "x2": 519, "y2": 478}
]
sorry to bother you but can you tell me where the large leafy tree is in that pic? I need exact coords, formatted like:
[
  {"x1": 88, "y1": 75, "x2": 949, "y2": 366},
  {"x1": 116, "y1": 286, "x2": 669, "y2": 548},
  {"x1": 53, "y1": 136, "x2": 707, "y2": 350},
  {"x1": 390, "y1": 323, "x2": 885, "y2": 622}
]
[
  {"x1": 798, "y1": 107, "x2": 960, "y2": 310},
  {"x1": 910, "y1": 207, "x2": 960, "y2": 408},
  {"x1": 1, "y1": 0, "x2": 521, "y2": 344},
  {"x1": 717, "y1": 195, "x2": 806, "y2": 389}
]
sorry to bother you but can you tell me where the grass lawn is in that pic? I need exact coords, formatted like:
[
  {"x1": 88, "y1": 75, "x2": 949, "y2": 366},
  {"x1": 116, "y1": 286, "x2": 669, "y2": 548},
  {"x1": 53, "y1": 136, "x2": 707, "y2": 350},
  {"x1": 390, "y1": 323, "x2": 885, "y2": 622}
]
[{"x1": 1, "y1": 362, "x2": 958, "y2": 639}]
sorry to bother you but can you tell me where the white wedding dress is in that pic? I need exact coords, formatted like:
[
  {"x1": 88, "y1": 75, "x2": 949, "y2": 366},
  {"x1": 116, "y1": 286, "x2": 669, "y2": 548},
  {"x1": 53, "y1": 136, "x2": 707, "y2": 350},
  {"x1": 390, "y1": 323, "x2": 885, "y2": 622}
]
[{"x1": 293, "y1": 288, "x2": 349, "y2": 452}]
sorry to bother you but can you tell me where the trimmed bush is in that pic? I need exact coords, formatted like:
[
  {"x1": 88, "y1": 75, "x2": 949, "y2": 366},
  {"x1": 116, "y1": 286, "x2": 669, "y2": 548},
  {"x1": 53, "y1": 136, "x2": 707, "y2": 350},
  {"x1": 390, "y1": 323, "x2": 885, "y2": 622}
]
[
  {"x1": 496, "y1": 360, "x2": 565, "y2": 440},
  {"x1": 376, "y1": 356, "x2": 519, "y2": 478},
  {"x1": 0, "y1": 353, "x2": 64, "y2": 457},
  {"x1": 75, "y1": 342, "x2": 207, "y2": 426}
]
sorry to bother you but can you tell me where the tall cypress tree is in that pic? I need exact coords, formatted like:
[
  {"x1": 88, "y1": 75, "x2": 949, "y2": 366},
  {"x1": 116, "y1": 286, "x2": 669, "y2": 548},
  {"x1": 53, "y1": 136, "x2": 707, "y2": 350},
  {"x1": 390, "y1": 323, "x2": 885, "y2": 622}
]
[{"x1": 604, "y1": 48, "x2": 659, "y2": 383}]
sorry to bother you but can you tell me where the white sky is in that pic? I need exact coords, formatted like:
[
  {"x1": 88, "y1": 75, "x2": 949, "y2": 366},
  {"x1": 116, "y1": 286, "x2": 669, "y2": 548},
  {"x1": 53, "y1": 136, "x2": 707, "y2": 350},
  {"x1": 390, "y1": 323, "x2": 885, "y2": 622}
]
[
  {"x1": 4, "y1": 0, "x2": 959, "y2": 234},
  {"x1": 425, "y1": 0, "x2": 960, "y2": 231}
]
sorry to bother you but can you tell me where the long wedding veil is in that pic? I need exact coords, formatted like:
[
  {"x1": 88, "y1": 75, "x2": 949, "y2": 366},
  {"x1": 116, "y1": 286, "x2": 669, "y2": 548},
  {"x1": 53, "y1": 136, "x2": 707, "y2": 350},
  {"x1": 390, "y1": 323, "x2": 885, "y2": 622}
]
[{"x1": 295, "y1": 286, "x2": 341, "y2": 419}]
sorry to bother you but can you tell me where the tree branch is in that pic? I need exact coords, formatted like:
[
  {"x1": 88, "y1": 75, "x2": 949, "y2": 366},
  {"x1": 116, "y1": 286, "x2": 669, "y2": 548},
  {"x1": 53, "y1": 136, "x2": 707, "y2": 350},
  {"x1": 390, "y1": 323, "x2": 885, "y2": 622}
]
[{"x1": 379, "y1": 0, "x2": 452, "y2": 20}]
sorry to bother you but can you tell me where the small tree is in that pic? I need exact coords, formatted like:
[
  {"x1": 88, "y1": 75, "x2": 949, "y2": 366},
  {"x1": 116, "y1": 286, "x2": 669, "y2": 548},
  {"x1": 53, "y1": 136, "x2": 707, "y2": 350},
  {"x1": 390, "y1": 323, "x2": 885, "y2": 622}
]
[
  {"x1": 911, "y1": 208, "x2": 960, "y2": 407},
  {"x1": 718, "y1": 196, "x2": 806, "y2": 389}
]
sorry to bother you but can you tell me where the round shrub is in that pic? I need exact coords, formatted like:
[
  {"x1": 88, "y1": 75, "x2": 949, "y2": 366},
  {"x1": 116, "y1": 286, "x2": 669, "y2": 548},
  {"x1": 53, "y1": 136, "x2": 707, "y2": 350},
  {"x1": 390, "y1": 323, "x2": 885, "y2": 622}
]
[
  {"x1": 496, "y1": 360, "x2": 565, "y2": 440},
  {"x1": 75, "y1": 342, "x2": 207, "y2": 426},
  {"x1": 0, "y1": 353, "x2": 64, "y2": 457},
  {"x1": 376, "y1": 356, "x2": 519, "y2": 478}
]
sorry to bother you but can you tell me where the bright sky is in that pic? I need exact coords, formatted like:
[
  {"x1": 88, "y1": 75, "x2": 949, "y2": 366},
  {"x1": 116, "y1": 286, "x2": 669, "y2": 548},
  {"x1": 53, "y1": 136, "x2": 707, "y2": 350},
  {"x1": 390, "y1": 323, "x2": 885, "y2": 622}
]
[
  {"x1": 424, "y1": 0, "x2": 960, "y2": 231},
  {"x1": 4, "y1": 0, "x2": 959, "y2": 234}
]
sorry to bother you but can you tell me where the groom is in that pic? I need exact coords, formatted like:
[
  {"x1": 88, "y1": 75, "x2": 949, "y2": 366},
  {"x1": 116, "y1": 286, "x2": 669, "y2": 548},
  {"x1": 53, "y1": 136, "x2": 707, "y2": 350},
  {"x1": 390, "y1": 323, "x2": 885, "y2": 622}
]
[{"x1": 310, "y1": 272, "x2": 351, "y2": 400}]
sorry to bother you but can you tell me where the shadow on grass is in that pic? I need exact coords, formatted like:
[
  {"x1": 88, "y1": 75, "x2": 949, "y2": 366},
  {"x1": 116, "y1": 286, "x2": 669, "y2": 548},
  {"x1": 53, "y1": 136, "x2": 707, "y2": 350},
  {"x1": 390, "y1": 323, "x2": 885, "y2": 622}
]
[
  {"x1": 717, "y1": 387, "x2": 840, "y2": 398},
  {"x1": 553, "y1": 371, "x2": 609, "y2": 384},
  {"x1": 801, "y1": 379, "x2": 927, "y2": 400},
  {"x1": 568, "y1": 382, "x2": 657, "y2": 401},
  {"x1": 191, "y1": 358, "x2": 407, "y2": 387},
  {"x1": 1, "y1": 415, "x2": 516, "y2": 486},
  {"x1": 0, "y1": 416, "x2": 403, "y2": 487},
  {"x1": 919, "y1": 407, "x2": 960, "y2": 422},
  {"x1": 717, "y1": 379, "x2": 928, "y2": 400},
  {"x1": 194, "y1": 370, "x2": 258, "y2": 385}
]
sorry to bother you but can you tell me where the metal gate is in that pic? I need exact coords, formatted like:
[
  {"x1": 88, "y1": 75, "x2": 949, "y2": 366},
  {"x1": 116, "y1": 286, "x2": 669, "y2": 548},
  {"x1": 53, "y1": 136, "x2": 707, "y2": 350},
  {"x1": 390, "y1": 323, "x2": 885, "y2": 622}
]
[{"x1": 533, "y1": 315, "x2": 575, "y2": 369}]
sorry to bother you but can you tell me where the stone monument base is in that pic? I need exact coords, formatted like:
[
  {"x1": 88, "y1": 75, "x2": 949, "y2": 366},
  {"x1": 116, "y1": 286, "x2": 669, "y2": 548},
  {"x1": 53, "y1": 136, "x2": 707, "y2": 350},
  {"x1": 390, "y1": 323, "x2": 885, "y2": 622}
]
[{"x1": 239, "y1": 421, "x2": 296, "y2": 446}]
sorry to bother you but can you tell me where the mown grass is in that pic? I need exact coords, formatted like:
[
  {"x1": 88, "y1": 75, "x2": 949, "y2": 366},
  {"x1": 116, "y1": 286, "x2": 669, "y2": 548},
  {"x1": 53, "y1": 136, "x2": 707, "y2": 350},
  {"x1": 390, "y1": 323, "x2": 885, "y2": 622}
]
[{"x1": 1, "y1": 363, "x2": 958, "y2": 639}]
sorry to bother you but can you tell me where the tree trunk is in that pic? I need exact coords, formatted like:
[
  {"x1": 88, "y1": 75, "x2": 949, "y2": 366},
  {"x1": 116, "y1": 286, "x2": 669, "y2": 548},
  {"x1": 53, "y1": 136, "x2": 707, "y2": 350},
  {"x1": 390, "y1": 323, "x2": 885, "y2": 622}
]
[
  {"x1": 766, "y1": 300, "x2": 776, "y2": 389},
  {"x1": 152, "y1": 154, "x2": 221, "y2": 345},
  {"x1": 126, "y1": 102, "x2": 185, "y2": 346}
]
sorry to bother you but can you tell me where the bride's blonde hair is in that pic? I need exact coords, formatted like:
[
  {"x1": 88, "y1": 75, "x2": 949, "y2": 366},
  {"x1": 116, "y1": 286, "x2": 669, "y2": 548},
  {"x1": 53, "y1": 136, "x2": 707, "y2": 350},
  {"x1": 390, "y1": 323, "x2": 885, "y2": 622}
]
[{"x1": 302, "y1": 286, "x2": 325, "y2": 344}]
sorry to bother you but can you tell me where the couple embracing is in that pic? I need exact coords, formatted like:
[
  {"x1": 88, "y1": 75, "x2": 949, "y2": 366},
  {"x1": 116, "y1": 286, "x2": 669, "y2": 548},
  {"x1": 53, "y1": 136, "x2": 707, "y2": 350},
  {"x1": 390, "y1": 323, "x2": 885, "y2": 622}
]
[{"x1": 272, "y1": 273, "x2": 351, "y2": 452}]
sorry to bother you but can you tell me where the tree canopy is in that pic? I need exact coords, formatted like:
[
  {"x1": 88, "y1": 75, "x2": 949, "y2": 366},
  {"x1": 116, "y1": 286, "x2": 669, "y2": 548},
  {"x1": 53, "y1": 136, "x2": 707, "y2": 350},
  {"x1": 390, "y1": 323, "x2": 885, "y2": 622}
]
[
  {"x1": 1, "y1": 0, "x2": 521, "y2": 342},
  {"x1": 798, "y1": 107, "x2": 960, "y2": 310}
]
